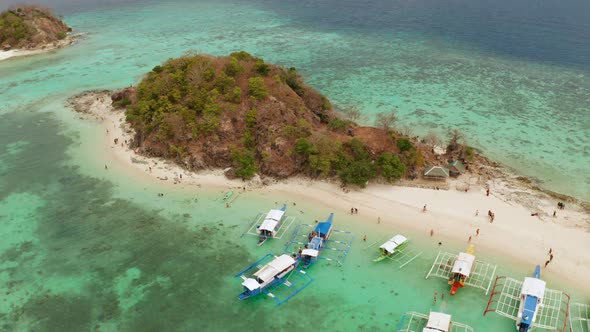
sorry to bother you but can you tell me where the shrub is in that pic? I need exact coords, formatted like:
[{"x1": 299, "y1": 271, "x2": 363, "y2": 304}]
[
  {"x1": 378, "y1": 153, "x2": 406, "y2": 182},
  {"x1": 214, "y1": 72, "x2": 235, "y2": 94},
  {"x1": 225, "y1": 87, "x2": 242, "y2": 103},
  {"x1": 245, "y1": 109, "x2": 257, "y2": 128},
  {"x1": 230, "y1": 51, "x2": 253, "y2": 61},
  {"x1": 254, "y1": 59, "x2": 270, "y2": 76},
  {"x1": 327, "y1": 118, "x2": 349, "y2": 132},
  {"x1": 231, "y1": 149, "x2": 257, "y2": 179},
  {"x1": 56, "y1": 31, "x2": 67, "y2": 40},
  {"x1": 464, "y1": 146, "x2": 475, "y2": 161},
  {"x1": 112, "y1": 98, "x2": 131, "y2": 109},
  {"x1": 294, "y1": 138, "x2": 314, "y2": 156},
  {"x1": 224, "y1": 57, "x2": 243, "y2": 77},
  {"x1": 397, "y1": 137, "x2": 414, "y2": 152},
  {"x1": 248, "y1": 77, "x2": 268, "y2": 100},
  {"x1": 283, "y1": 67, "x2": 304, "y2": 96}
]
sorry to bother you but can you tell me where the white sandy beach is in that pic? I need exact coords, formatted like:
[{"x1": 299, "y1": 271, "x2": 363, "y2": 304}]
[
  {"x1": 70, "y1": 91, "x2": 590, "y2": 294},
  {"x1": 0, "y1": 34, "x2": 79, "y2": 61}
]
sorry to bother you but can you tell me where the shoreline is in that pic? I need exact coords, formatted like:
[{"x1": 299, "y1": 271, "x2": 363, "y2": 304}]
[
  {"x1": 0, "y1": 33, "x2": 82, "y2": 62},
  {"x1": 67, "y1": 90, "x2": 590, "y2": 295}
]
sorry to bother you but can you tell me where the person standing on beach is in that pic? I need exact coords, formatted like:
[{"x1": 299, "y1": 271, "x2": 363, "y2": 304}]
[
  {"x1": 475, "y1": 209, "x2": 479, "y2": 216},
  {"x1": 544, "y1": 260, "x2": 550, "y2": 268},
  {"x1": 104, "y1": 164, "x2": 108, "y2": 170},
  {"x1": 430, "y1": 229, "x2": 434, "y2": 237},
  {"x1": 549, "y1": 253, "x2": 554, "y2": 262},
  {"x1": 362, "y1": 235, "x2": 366, "y2": 242},
  {"x1": 351, "y1": 207, "x2": 354, "y2": 214},
  {"x1": 433, "y1": 292, "x2": 438, "y2": 304},
  {"x1": 468, "y1": 236, "x2": 472, "y2": 243},
  {"x1": 549, "y1": 248, "x2": 552, "y2": 255},
  {"x1": 423, "y1": 204, "x2": 427, "y2": 212},
  {"x1": 553, "y1": 210, "x2": 556, "y2": 217},
  {"x1": 476, "y1": 228, "x2": 480, "y2": 236}
]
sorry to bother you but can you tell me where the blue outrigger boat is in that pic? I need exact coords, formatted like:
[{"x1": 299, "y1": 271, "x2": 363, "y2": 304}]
[
  {"x1": 516, "y1": 265, "x2": 545, "y2": 332},
  {"x1": 300, "y1": 213, "x2": 334, "y2": 269},
  {"x1": 237, "y1": 254, "x2": 299, "y2": 300}
]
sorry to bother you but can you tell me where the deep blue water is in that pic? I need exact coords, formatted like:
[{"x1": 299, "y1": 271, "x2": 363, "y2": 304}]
[
  {"x1": 6, "y1": 0, "x2": 588, "y2": 69},
  {"x1": 248, "y1": 0, "x2": 590, "y2": 70}
]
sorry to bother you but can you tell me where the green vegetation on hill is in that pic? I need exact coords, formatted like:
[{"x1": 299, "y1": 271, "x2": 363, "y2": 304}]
[
  {"x1": 0, "y1": 5, "x2": 70, "y2": 50},
  {"x1": 122, "y1": 51, "x2": 426, "y2": 186}
]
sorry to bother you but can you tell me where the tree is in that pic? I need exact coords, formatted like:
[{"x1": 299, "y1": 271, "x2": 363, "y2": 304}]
[
  {"x1": 447, "y1": 129, "x2": 464, "y2": 154},
  {"x1": 378, "y1": 153, "x2": 406, "y2": 182},
  {"x1": 248, "y1": 77, "x2": 268, "y2": 100},
  {"x1": 338, "y1": 159, "x2": 377, "y2": 188},
  {"x1": 375, "y1": 110, "x2": 397, "y2": 132},
  {"x1": 423, "y1": 131, "x2": 440, "y2": 149},
  {"x1": 342, "y1": 105, "x2": 361, "y2": 122}
]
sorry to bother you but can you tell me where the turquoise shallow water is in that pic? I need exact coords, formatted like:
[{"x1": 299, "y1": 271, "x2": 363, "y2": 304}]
[{"x1": 0, "y1": 0, "x2": 589, "y2": 331}]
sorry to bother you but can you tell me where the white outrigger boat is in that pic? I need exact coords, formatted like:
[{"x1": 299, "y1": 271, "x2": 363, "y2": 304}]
[
  {"x1": 374, "y1": 234, "x2": 408, "y2": 262},
  {"x1": 256, "y1": 204, "x2": 287, "y2": 246},
  {"x1": 396, "y1": 311, "x2": 474, "y2": 332},
  {"x1": 426, "y1": 244, "x2": 497, "y2": 296}
]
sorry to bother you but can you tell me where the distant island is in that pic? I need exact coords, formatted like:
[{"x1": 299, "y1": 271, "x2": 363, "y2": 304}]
[
  {"x1": 104, "y1": 51, "x2": 468, "y2": 187},
  {"x1": 0, "y1": 5, "x2": 75, "y2": 58}
]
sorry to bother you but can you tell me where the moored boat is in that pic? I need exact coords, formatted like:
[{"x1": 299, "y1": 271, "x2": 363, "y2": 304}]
[
  {"x1": 448, "y1": 245, "x2": 475, "y2": 295},
  {"x1": 300, "y1": 213, "x2": 334, "y2": 268},
  {"x1": 256, "y1": 204, "x2": 287, "y2": 246},
  {"x1": 373, "y1": 234, "x2": 408, "y2": 262},
  {"x1": 516, "y1": 265, "x2": 545, "y2": 332},
  {"x1": 237, "y1": 254, "x2": 299, "y2": 300}
]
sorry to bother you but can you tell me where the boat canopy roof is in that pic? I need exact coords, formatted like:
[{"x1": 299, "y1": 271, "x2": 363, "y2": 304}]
[
  {"x1": 452, "y1": 252, "x2": 475, "y2": 277},
  {"x1": 423, "y1": 312, "x2": 451, "y2": 332},
  {"x1": 521, "y1": 277, "x2": 546, "y2": 300},
  {"x1": 302, "y1": 248, "x2": 319, "y2": 257},
  {"x1": 314, "y1": 213, "x2": 334, "y2": 237},
  {"x1": 259, "y1": 209, "x2": 285, "y2": 232},
  {"x1": 379, "y1": 234, "x2": 407, "y2": 253},
  {"x1": 253, "y1": 254, "x2": 295, "y2": 283},
  {"x1": 242, "y1": 278, "x2": 261, "y2": 291}
]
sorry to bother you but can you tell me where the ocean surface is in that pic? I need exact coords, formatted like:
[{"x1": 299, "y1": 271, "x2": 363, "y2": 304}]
[{"x1": 0, "y1": 0, "x2": 589, "y2": 331}]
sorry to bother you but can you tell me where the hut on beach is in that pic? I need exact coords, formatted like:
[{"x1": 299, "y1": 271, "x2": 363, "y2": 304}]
[
  {"x1": 424, "y1": 166, "x2": 449, "y2": 180},
  {"x1": 447, "y1": 160, "x2": 466, "y2": 177}
]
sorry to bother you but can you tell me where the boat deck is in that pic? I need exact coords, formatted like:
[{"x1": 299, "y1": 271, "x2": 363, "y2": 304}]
[
  {"x1": 235, "y1": 253, "x2": 313, "y2": 306},
  {"x1": 396, "y1": 311, "x2": 474, "y2": 332},
  {"x1": 569, "y1": 303, "x2": 590, "y2": 332},
  {"x1": 284, "y1": 223, "x2": 354, "y2": 266},
  {"x1": 244, "y1": 212, "x2": 296, "y2": 239},
  {"x1": 363, "y1": 235, "x2": 423, "y2": 268},
  {"x1": 483, "y1": 276, "x2": 570, "y2": 331},
  {"x1": 426, "y1": 251, "x2": 497, "y2": 294}
]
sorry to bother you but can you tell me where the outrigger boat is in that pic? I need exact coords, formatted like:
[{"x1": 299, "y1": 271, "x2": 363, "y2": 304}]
[
  {"x1": 237, "y1": 254, "x2": 299, "y2": 300},
  {"x1": 516, "y1": 265, "x2": 545, "y2": 332},
  {"x1": 396, "y1": 311, "x2": 474, "y2": 332},
  {"x1": 374, "y1": 234, "x2": 408, "y2": 262},
  {"x1": 300, "y1": 213, "x2": 334, "y2": 269},
  {"x1": 256, "y1": 204, "x2": 287, "y2": 246},
  {"x1": 483, "y1": 265, "x2": 570, "y2": 331},
  {"x1": 448, "y1": 245, "x2": 476, "y2": 295}
]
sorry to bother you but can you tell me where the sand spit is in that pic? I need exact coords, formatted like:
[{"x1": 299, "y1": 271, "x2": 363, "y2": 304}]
[
  {"x1": 0, "y1": 33, "x2": 82, "y2": 62},
  {"x1": 68, "y1": 90, "x2": 590, "y2": 294}
]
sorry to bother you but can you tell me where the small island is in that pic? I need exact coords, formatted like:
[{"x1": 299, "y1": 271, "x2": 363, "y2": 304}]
[
  {"x1": 103, "y1": 51, "x2": 454, "y2": 187},
  {"x1": 0, "y1": 5, "x2": 75, "y2": 60}
]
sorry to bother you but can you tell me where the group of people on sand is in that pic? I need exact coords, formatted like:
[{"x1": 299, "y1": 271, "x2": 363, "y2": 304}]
[
  {"x1": 544, "y1": 248, "x2": 555, "y2": 267},
  {"x1": 350, "y1": 207, "x2": 358, "y2": 214}
]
